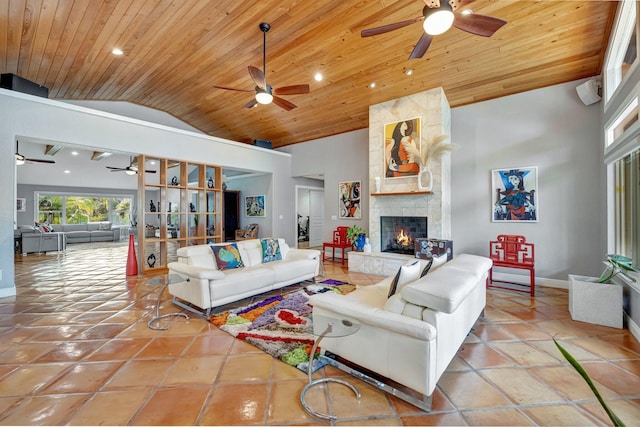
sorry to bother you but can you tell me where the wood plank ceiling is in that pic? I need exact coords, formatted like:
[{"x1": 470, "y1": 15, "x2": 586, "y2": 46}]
[{"x1": 0, "y1": 0, "x2": 616, "y2": 148}]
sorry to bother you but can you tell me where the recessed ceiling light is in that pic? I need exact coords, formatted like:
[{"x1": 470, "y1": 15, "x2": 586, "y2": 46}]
[
  {"x1": 149, "y1": 160, "x2": 156, "y2": 165},
  {"x1": 405, "y1": 69, "x2": 414, "y2": 76},
  {"x1": 64, "y1": 170, "x2": 70, "y2": 174},
  {"x1": 112, "y1": 48, "x2": 123, "y2": 56},
  {"x1": 71, "y1": 151, "x2": 78, "y2": 156},
  {"x1": 314, "y1": 72, "x2": 323, "y2": 81},
  {"x1": 369, "y1": 82, "x2": 376, "y2": 88}
]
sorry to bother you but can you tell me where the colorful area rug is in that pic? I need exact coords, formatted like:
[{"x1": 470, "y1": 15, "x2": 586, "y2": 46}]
[{"x1": 210, "y1": 280, "x2": 355, "y2": 373}]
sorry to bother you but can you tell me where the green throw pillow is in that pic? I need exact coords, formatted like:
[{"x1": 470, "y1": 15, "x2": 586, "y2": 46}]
[{"x1": 260, "y1": 238, "x2": 282, "y2": 263}]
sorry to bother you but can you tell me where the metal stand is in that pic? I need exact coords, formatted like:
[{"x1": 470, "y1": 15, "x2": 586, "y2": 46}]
[
  {"x1": 300, "y1": 324, "x2": 360, "y2": 420},
  {"x1": 148, "y1": 282, "x2": 189, "y2": 330}
]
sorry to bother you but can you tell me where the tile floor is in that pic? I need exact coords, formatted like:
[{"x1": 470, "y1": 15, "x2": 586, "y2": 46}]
[{"x1": 2, "y1": 242, "x2": 640, "y2": 425}]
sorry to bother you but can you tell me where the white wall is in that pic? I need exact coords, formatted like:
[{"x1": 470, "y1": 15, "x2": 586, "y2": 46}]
[
  {"x1": 1, "y1": 90, "x2": 296, "y2": 296},
  {"x1": 451, "y1": 79, "x2": 604, "y2": 280},
  {"x1": 226, "y1": 174, "x2": 273, "y2": 237},
  {"x1": 278, "y1": 129, "x2": 369, "y2": 242}
]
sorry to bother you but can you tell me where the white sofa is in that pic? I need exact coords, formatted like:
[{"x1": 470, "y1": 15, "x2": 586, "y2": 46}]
[
  {"x1": 308, "y1": 253, "x2": 492, "y2": 411},
  {"x1": 168, "y1": 238, "x2": 321, "y2": 317}
]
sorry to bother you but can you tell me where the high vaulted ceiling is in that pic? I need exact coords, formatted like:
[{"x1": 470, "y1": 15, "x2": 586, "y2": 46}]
[{"x1": 1, "y1": 0, "x2": 616, "y2": 148}]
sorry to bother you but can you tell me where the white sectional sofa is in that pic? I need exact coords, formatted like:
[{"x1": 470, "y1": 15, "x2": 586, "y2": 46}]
[
  {"x1": 308, "y1": 253, "x2": 492, "y2": 411},
  {"x1": 168, "y1": 238, "x2": 321, "y2": 317}
]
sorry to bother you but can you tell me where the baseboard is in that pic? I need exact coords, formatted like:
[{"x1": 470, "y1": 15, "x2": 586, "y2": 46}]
[
  {"x1": 491, "y1": 272, "x2": 568, "y2": 290},
  {"x1": 0, "y1": 286, "x2": 17, "y2": 298},
  {"x1": 627, "y1": 315, "x2": 640, "y2": 343}
]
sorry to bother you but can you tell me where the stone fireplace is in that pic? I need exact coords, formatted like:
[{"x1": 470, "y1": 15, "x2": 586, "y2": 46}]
[
  {"x1": 368, "y1": 87, "x2": 452, "y2": 253},
  {"x1": 380, "y1": 216, "x2": 427, "y2": 254}
]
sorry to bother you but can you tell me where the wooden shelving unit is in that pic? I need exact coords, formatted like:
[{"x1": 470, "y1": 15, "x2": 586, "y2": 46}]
[
  {"x1": 137, "y1": 155, "x2": 223, "y2": 275},
  {"x1": 371, "y1": 191, "x2": 432, "y2": 196}
]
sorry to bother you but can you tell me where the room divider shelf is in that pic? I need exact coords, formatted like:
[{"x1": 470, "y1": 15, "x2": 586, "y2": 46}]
[{"x1": 137, "y1": 155, "x2": 223, "y2": 275}]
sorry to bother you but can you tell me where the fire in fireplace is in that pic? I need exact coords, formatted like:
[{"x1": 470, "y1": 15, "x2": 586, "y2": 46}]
[{"x1": 380, "y1": 216, "x2": 428, "y2": 254}]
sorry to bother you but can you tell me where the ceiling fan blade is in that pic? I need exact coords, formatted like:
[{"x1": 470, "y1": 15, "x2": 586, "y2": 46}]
[
  {"x1": 274, "y1": 84, "x2": 310, "y2": 96},
  {"x1": 453, "y1": 13, "x2": 507, "y2": 37},
  {"x1": 213, "y1": 85, "x2": 253, "y2": 93},
  {"x1": 248, "y1": 66, "x2": 266, "y2": 89},
  {"x1": 361, "y1": 16, "x2": 424, "y2": 37},
  {"x1": 144, "y1": 170, "x2": 157, "y2": 174},
  {"x1": 106, "y1": 166, "x2": 126, "y2": 171},
  {"x1": 26, "y1": 158, "x2": 55, "y2": 164},
  {"x1": 243, "y1": 98, "x2": 258, "y2": 109},
  {"x1": 408, "y1": 33, "x2": 434, "y2": 59},
  {"x1": 272, "y1": 96, "x2": 297, "y2": 111}
]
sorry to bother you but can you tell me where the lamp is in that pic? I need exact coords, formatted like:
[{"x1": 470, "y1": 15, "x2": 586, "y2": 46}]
[
  {"x1": 255, "y1": 87, "x2": 273, "y2": 105},
  {"x1": 423, "y1": 3, "x2": 454, "y2": 36},
  {"x1": 15, "y1": 153, "x2": 25, "y2": 165}
]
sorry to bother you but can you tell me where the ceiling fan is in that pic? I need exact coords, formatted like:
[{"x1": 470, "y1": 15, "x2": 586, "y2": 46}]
[
  {"x1": 106, "y1": 157, "x2": 156, "y2": 175},
  {"x1": 15, "y1": 140, "x2": 55, "y2": 165},
  {"x1": 213, "y1": 22, "x2": 310, "y2": 111},
  {"x1": 361, "y1": 0, "x2": 507, "y2": 60}
]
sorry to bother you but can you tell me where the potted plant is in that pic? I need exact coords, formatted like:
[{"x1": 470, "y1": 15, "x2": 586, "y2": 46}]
[
  {"x1": 569, "y1": 254, "x2": 638, "y2": 329},
  {"x1": 346, "y1": 224, "x2": 367, "y2": 251}
]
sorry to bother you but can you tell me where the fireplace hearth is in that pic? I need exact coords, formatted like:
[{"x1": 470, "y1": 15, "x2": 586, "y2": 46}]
[{"x1": 380, "y1": 216, "x2": 427, "y2": 255}]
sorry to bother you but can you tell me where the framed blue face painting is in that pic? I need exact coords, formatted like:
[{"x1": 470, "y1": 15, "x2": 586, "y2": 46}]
[{"x1": 492, "y1": 166, "x2": 538, "y2": 222}]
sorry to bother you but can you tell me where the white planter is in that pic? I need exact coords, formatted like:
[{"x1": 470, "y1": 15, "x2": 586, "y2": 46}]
[{"x1": 568, "y1": 274, "x2": 623, "y2": 329}]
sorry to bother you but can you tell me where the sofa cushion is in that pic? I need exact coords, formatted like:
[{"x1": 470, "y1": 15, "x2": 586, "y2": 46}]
[
  {"x1": 387, "y1": 260, "x2": 421, "y2": 298},
  {"x1": 176, "y1": 245, "x2": 217, "y2": 269},
  {"x1": 277, "y1": 238, "x2": 290, "y2": 259},
  {"x1": 444, "y1": 254, "x2": 493, "y2": 278},
  {"x1": 212, "y1": 243, "x2": 244, "y2": 270},
  {"x1": 261, "y1": 238, "x2": 282, "y2": 263},
  {"x1": 401, "y1": 267, "x2": 478, "y2": 313},
  {"x1": 210, "y1": 266, "x2": 275, "y2": 299},
  {"x1": 267, "y1": 258, "x2": 316, "y2": 284},
  {"x1": 61, "y1": 224, "x2": 88, "y2": 232},
  {"x1": 236, "y1": 239, "x2": 262, "y2": 267}
]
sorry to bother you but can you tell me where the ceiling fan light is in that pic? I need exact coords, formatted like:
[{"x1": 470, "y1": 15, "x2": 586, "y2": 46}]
[
  {"x1": 15, "y1": 154, "x2": 25, "y2": 166},
  {"x1": 423, "y1": 7, "x2": 454, "y2": 35},
  {"x1": 255, "y1": 91, "x2": 273, "y2": 105},
  {"x1": 125, "y1": 169, "x2": 137, "y2": 175}
]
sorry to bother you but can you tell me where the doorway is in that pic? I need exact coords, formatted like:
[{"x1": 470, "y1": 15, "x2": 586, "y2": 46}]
[{"x1": 296, "y1": 185, "x2": 324, "y2": 248}]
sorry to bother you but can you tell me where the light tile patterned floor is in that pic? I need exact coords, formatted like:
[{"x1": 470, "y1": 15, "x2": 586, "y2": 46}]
[{"x1": 1, "y1": 242, "x2": 639, "y2": 425}]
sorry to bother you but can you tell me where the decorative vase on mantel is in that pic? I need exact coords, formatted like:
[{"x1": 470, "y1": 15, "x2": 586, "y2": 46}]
[{"x1": 417, "y1": 166, "x2": 433, "y2": 191}]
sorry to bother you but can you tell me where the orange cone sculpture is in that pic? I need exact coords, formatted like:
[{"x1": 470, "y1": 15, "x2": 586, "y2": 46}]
[{"x1": 126, "y1": 234, "x2": 138, "y2": 276}]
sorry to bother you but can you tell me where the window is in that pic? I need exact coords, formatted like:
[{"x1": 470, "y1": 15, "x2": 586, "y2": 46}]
[
  {"x1": 613, "y1": 150, "x2": 639, "y2": 259},
  {"x1": 606, "y1": 96, "x2": 639, "y2": 147},
  {"x1": 604, "y1": 0, "x2": 637, "y2": 103},
  {"x1": 604, "y1": 0, "x2": 640, "y2": 271},
  {"x1": 36, "y1": 192, "x2": 133, "y2": 226}
]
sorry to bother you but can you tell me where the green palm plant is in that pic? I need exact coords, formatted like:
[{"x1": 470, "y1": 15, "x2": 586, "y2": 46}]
[
  {"x1": 553, "y1": 339, "x2": 625, "y2": 426},
  {"x1": 597, "y1": 254, "x2": 638, "y2": 283}
]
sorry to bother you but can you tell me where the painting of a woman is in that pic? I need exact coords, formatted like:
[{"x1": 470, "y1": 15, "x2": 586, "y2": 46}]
[
  {"x1": 384, "y1": 118, "x2": 421, "y2": 178},
  {"x1": 492, "y1": 167, "x2": 537, "y2": 222}
]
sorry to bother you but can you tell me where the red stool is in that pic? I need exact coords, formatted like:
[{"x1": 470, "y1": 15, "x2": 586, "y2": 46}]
[
  {"x1": 488, "y1": 234, "x2": 535, "y2": 296},
  {"x1": 322, "y1": 226, "x2": 352, "y2": 264}
]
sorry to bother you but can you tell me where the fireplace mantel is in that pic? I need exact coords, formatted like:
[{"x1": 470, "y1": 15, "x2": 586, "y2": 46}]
[{"x1": 371, "y1": 191, "x2": 432, "y2": 196}]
